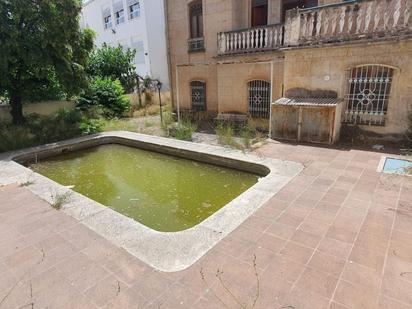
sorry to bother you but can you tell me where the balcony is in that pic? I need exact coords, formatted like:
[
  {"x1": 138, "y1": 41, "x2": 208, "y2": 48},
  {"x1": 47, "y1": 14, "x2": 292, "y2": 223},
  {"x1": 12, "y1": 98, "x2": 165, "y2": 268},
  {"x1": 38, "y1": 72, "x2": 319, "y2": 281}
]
[
  {"x1": 217, "y1": 0, "x2": 412, "y2": 56},
  {"x1": 217, "y1": 24, "x2": 284, "y2": 55}
]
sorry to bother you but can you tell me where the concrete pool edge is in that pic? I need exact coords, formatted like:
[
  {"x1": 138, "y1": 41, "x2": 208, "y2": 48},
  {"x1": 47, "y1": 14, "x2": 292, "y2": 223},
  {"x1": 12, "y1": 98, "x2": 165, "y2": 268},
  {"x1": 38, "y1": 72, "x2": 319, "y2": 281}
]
[{"x1": 0, "y1": 132, "x2": 304, "y2": 272}]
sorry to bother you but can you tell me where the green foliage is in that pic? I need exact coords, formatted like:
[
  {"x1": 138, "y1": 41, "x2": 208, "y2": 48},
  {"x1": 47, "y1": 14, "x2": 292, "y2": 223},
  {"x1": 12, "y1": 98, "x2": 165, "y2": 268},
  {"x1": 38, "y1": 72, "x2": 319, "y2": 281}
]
[
  {"x1": 50, "y1": 191, "x2": 71, "y2": 210},
  {"x1": 216, "y1": 120, "x2": 262, "y2": 150},
  {"x1": 0, "y1": 0, "x2": 95, "y2": 123},
  {"x1": 79, "y1": 118, "x2": 103, "y2": 135},
  {"x1": 24, "y1": 69, "x2": 67, "y2": 102},
  {"x1": 216, "y1": 122, "x2": 237, "y2": 147},
  {"x1": 87, "y1": 44, "x2": 136, "y2": 92},
  {"x1": 240, "y1": 121, "x2": 257, "y2": 149},
  {"x1": 76, "y1": 77, "x2": 130, "y2": 118},
  {"x1": 164, "y1": 118, "x2": 197, "y2": 141},
  {"x1": 173, "y1": 121, "x2": 197, "y2": 141},
  {"x1": 0, "y1": 109, "x2": 99, "y2": 152}
]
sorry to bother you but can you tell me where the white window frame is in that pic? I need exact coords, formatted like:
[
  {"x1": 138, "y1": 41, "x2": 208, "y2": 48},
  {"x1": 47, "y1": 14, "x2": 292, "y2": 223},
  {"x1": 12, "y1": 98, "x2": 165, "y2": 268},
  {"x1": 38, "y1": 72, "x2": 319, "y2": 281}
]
[
  {"x1": 129, "y1": 1, "x2": 140, "y2": 19},
  {"x1": 131, "y1": 39, "x2": 145, "y2": 64},
  {"x1": 104, "y1": 15, "x2": 112, "y2": 29},
  {"x1": 115, "y1": 9, "x2": 125, "y2": 25}
]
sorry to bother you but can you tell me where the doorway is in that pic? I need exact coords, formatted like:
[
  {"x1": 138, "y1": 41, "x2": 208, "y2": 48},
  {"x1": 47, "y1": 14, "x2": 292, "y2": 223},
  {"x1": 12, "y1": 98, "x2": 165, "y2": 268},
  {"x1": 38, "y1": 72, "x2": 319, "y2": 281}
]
[{"x1": 251, "y1": 0, "x2": 268, "y2": 27}]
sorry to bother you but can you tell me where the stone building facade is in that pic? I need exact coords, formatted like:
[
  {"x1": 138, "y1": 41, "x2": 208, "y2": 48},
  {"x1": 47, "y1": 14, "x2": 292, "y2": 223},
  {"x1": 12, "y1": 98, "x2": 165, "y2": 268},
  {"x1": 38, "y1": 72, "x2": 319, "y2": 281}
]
[{"x1": 166, "y1": 0, "x2": 412, "y2": 142}]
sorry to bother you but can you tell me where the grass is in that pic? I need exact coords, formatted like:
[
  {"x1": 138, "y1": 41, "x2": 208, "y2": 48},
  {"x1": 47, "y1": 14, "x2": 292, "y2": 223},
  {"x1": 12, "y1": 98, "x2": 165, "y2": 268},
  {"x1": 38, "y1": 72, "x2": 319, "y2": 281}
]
[
  {"x1": 215, "y1": 120, "x2": 266, "y2": 150},
  {"x1": 101, "y1": 118, "x2": 138, "y2": 132},
  {"x1": 133, "y1": 98, "x2": 172, "y2": 117},
  {"x1": 163, "y1": 118, "x2": 197, "y2": 141}
]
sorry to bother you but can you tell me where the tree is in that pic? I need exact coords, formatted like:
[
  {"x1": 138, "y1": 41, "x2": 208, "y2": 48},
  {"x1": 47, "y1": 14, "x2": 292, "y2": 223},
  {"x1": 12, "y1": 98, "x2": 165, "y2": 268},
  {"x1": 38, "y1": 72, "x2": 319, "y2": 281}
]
[
  {"x1": 0, "y1": 0, "x2": 94, "y2": 124},
  {"x1": 87, "y1": 44, "x2": 136, "y2": 93}
]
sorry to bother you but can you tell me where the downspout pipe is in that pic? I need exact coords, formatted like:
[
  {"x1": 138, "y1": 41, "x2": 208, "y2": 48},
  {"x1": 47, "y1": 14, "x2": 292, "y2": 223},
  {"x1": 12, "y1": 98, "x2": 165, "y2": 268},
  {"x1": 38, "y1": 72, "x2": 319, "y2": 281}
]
[{"x1": 269, "y1": 60, "x2": 274, "y2": 139}]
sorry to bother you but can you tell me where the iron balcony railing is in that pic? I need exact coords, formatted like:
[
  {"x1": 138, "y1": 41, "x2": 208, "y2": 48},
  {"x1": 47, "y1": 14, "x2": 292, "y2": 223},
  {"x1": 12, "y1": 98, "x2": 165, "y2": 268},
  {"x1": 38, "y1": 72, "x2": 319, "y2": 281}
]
[{"x1": 217, "y1": 0, "x2": 412, "y2": 55}]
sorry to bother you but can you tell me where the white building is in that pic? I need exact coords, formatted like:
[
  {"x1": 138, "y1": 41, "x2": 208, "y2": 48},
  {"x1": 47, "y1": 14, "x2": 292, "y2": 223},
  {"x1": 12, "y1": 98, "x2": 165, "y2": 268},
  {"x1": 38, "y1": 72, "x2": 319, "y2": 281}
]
[{"x1": 81, "y1": 0, "x2": 169, "y2": 89}]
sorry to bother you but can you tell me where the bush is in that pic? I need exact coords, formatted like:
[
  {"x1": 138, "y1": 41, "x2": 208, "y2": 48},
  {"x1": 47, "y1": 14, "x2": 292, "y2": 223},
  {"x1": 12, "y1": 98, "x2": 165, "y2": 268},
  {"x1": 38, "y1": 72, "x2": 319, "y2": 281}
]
[
  {"x1": 216, "y1": 122, "x2": 236, "y2": 146},
  {"x1": 240, "y1": 122, "x2": 257, "y2": 149},
  {"x1": 87, "y1": 44, "x2": 136, "y2": 92},
  {"x1": 79, "y1": 118, "x2": 103, "y2": 135},
  {"x1": 166, "y1": 120, "x2": 197, "y2": 141},
  {"x1": 0, "y1": 109, "x2": 101, "y2": 152},
  {"x1": 76, "y1": 77, "x2": 130, "y2": 118},
  {"x1": 0, "y1": 111, "x2": 78, "y2": 152}
]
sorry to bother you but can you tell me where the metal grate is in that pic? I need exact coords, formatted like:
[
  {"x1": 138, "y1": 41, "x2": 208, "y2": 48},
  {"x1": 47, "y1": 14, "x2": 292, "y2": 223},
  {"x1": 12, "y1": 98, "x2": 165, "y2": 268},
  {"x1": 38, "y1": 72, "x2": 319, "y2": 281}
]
[
  {"x1": 343, "y1": 65, "x2": 394, "y2": 126},
  {"x1": 188, "y1": 37, "x2": 204, "y2": 52},
  {"x1": 191, "y1": 81, "x2": 206, "y2": 111},
  {"x1": 248, "y1": 80, "x2": 270, "y2": 118}
]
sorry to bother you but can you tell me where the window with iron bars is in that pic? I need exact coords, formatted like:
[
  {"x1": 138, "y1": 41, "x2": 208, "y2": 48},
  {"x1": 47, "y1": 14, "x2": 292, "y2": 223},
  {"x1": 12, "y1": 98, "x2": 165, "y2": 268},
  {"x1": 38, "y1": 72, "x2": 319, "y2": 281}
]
[
  {"x1": 190, "y1": 81, "x2": 206, "y2": 111},
  {"x1": 248, "y1": 80, "x2": 270, "y2": 118},
  {"x1": 343, "y1": 65, "x2": 394, "y2": 126}
]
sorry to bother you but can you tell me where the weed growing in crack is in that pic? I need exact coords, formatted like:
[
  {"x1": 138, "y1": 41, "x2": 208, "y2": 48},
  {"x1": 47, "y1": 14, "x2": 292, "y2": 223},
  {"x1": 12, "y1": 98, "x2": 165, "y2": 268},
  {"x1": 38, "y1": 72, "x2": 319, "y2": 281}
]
[{"x1": 50, "y1": 191, "x2": 71, "y2": 210}]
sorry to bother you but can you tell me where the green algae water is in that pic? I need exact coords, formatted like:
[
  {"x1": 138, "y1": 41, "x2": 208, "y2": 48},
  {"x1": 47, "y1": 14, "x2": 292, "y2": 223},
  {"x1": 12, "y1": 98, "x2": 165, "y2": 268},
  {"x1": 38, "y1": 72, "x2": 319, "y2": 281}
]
[{"x1": 30, "y1": 144, "x2": 259, "y2": 232}]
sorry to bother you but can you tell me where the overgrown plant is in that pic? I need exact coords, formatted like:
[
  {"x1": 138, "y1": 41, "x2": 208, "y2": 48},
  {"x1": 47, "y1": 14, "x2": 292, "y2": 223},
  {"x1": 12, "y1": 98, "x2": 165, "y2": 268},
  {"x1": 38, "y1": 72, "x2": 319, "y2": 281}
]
[
  {"x1": 76, "y1": 77, "x2": 130, "y2": 118},
  {"x1": 50, "y1": 191, "x2": 71, "y2": 210},
  {"x1": 216, "y1": 122, "x2": 244, "y2": 149},
  {"x1": 79, "y1": 118, "x2": 103, "y2": 135},
  {"x1": 240, "y1": 122, "x2": 257, "y2": 149},
  {"x1": 172, "y1": 120, "x2": 198, "y2": 141}
]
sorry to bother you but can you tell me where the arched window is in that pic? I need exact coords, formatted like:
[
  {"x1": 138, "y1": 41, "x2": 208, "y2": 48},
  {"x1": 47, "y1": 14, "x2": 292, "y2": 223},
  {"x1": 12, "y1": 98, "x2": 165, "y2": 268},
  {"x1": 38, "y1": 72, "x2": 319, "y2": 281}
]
[
  {"x1": 189, "y1": 0, "x2": 203, "y2": 39},
  {"x1": 190, "y1": 81, "x2": 206, "y2": 111},
  {"x1": 343, "y1": 65, "x2": 394, "y2": 126},
  {"x1": 248, "y1": 80, "x2": 270, "y2": 118}
]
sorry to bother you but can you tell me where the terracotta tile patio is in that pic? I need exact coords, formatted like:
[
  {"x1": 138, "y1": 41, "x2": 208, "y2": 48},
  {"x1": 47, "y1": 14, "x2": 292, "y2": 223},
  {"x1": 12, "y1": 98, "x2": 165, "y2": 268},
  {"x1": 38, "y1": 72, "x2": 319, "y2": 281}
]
[{"x1": 0, "y1": 140, "x2": 411, "y2": 308}]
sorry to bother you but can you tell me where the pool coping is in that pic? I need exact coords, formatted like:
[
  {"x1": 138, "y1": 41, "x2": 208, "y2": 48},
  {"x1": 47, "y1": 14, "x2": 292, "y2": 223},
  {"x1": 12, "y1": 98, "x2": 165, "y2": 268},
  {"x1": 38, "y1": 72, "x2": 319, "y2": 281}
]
[
  {"x1": 0, "y1": 132, "x2": 303, "y2": 272},
  {"x1": 377, "y1": 155, "x2": 412, "y2": 177}
]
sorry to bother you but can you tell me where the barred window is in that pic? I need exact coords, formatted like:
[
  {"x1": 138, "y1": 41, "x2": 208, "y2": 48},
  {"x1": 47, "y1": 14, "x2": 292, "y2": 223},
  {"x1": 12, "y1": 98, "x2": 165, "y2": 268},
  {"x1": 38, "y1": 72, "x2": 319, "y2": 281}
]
[
  {"x1": 248, "y1": 80, "x2": 270, "y2": 118},
  {"x1": 190, "y1": 81, "x2": 206, "y2": 111},
  {"x1": 343, "y1": 65, "x2": 394, "y2": 126}
]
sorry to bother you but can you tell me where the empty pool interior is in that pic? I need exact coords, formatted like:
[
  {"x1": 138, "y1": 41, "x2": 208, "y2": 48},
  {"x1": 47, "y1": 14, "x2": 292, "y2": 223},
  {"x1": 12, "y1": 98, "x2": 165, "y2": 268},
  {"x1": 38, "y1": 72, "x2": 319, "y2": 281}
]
[
  {"x1": 25, "y1": 143, "x2": 260, "y2": 232},
  {"x1": 383, "y1": 157, "x2": 412, "y2": 175}
]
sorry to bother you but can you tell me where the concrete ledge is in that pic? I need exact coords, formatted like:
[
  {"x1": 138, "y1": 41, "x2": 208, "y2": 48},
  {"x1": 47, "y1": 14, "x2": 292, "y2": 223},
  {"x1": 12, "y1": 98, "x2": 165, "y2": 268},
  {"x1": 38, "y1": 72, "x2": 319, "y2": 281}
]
[{"x1": 0, "y1": 132, "x2": 303, "y2": 272}]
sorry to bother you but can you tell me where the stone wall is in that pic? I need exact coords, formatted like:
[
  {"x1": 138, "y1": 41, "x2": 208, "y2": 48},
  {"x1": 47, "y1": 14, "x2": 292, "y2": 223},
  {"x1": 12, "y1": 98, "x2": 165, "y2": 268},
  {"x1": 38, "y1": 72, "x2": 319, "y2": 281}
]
[{"x1": 282, "y1": 40, "x2": 412, "y2": 135}]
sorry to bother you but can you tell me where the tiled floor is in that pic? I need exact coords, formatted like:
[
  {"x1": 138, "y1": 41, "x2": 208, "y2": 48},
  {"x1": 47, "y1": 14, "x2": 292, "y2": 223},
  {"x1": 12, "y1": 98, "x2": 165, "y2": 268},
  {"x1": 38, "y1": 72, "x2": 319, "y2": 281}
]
[{"x1": 0, "y1": 140, "x2": 411, "y2": 308}]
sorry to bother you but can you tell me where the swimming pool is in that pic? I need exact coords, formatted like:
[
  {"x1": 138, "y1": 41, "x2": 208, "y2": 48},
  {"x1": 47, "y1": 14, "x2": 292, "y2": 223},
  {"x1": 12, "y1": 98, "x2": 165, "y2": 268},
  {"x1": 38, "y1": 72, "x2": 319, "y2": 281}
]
[
  {"x1": 2, "y1": 132, "x2": 303, "y2": 271},
  {"x1": 29, "y1": 144, "x2": 259, "y2": 232}
]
